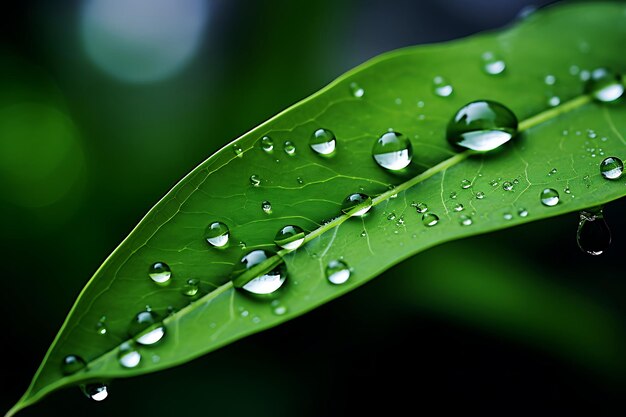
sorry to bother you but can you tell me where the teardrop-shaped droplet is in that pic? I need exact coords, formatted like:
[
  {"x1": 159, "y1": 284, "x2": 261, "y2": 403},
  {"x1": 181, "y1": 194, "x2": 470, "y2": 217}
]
[
  {"x1": 182, "y1": 279, "x2": 199, "y2": 297},
  {"x1": 238, "y1": 250, "x2": 287, "y2": 295},
  {"x1": 600, "y1": 156, "x2": 624, "y2": 180},
  {"x1": 447, "y1": 100, "x2": 518, "y2": 151},
  {"x1": 130, "y1": 310, "x2": 165, "y2": 346},
  {"x1": 262, "y1": 200, "x2": 272, "y2": 214},
  {"x1": 62, "y1": 354, "x2": 86, "y2": 375},
  {"x1": 584, "y1": 68, "x2": 624, "y2": 102},
  {"x1": 283, "y1": 141, "x2": 296, "y2": 156},
  {"x1": 118, "y1": 342, "x2": 141, "y2": 369},
  {"x1": 540, "y1": 188, "x2": 560, "y2": 207},
  {"x1": 274, "y1": 225, "x2": 305, "y2": 250},
  {"x1": 350, "y1": 82, "x2": 364, "y2": 98},
  {"x1": 482, "y1": 52, "x2": 506, "y2": 75},
  {"x1": 422, "y1": 213, "x2": 439, "y2": 227},
  {"x1": 148, "y1": 262, "x2": 171, "y2": 284},
  {"x1": 433, "y1": 76, "x2": 453, "y2": 97},
  {"x1": 372, "y1": 131, "x2": 413, "y2": 170},
  {"x1": 204, "y1": 221, "x2": 229, "y2": 247},
  {"x1": 82, "y1": 383, "x2": 109, "y2": 402},
  {"x1": 577, "y1": 207, "x2": 611, "y2": 256},
  {"x1": 341, "y1": 193, "x2": 372, "y2": 217},
  {"x1": 309, "y1": 128, "x2": 336, "y2": 155},
  {"x1": 326, "y1": 259, "x2": 350, "y2": 285}
]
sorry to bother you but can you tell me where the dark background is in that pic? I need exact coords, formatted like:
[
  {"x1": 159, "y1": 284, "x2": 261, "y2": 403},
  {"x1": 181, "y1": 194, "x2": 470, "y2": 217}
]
[{"x1": 1, "y1": 1, "x2": 625, "y2": 416}]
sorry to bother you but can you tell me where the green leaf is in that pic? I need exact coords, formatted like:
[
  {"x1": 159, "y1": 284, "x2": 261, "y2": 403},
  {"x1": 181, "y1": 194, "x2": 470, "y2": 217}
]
[{"x1": 8, "y1": 2, "x2": 626, "y2": 415}]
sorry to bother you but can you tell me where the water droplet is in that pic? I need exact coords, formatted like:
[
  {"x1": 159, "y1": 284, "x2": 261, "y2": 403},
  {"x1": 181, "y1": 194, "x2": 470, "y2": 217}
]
[
  {"x1": 518, "y1": 208, "x2": 528, "y2": 217},
  {"x1": 503, "y1": 213, "x2": 513, "y2": 220},
  {"x1": 118, "y1": 342, "x2": 141, "y2": 369},
  {"x1": 544, "y1": 74, "x2": 556, "y2": 85},
  {"x1": 449, "y1": 191, "x2": 457, "y2": 199},
  {"x1": 548, "y1": 168, "x2": 558, "y2": 176},
  {"x1": 309, "y1": 128, "x2": 336, "y2": 155},
  {"x1": 233, "y1": 144, "x2": 243, "y2": 157},
  {"x1": 182, "y1": 279, "x2": 199, "y2": 297},
  {"x1": 417, "y1": 100, "x2": 425, "y2": 108},
  {"x1": 350, "y1": 82, "x2": 364, "y2": 98},
  {"x1": 296, "y1": 176, "x2": 304, "y2": 185},
  {"x1": 502, "y1": 181, "x2": 513, "y2": 191},
  {"x1": 447, "y1": 100, "x2": 518, "y2": 151},
  {"x1": 271, "y1": 300, "x2": 288, "y2": 316},
  {"x1": 476, "y1": 191, "x2": 485, "y2": 200},
  {"x1": 422, "y1": 213, "x2": 439, "y2": 227},
  {"x1": 577, "y1": 207, "x2": 611, "y2": 255},
  {"x1": 461, "y1": 179, "x2": 472, "y2": 189},
  {"x1": 148, "y1": 262, "x2": 171, "y2": 285},
  {"x1": 580, "y1": 70, "x2": 591, "y2": 81},
  {"x1": 412, "y1": 202, "x2": 428, "y2": 213},
  {"x1": 260, "y1": 136, "x2": 274, "y2": 152},
  {"x1": 540, "y1": 188, "x2": 560, "y2": 207},
  {"x1": 372, "y1": 131, "x2": 413, "y2": 170},
  {"x1": 130, "y1": 310, "x2": 165, "y2": 346},
  {"x1": 387, "y1": 212, "x2": 396, "y2": 221},
  {"x1": 454, "y1": 203, "x2": 464, "y2": 212},
  {"x1": 82, "y1": 383, "x2": 108, "y2": 402},
  {"x1": 250, "y1": 174, "x2": 261, "y2": 187},
  {"x1": 326, "y1": 260, "x2": 351, "y2": 285},
  {"x1": 585, "y1": 68, "x2": 624, "y2": 102},
  {"x1": 204, "y1": 221, "x2": 229, "y2": 248},
  {"x1": 274, "y1": 225, "x2": 305, "y2": 250},
  {"x1": 96, "y1": 318, "x2": 107, "y2": 335},
  {"x1": 564, "y1": 186, "x2": 571, "y2": 194},
  {"x1": 341, "y1": 193, "x2": 372, "y2": 217},
  {"x1": 283, "y1": 141, "x2": 296, "y2": 156},
  {"x1": 433, "y1": 76, "x2": 453, "y2": 97},
  {"x1": 548, "y1": 96, "x2": 560, "y2": 107},
  {"x1": 62, "y1": 354, "x2": 86, "y2": 375},
  {"x1": 569, "y1": 65, "x2": 580, "y2": 76},
  {"x1": 583, "y1": 175, "x2": 591, "y2": 188},
  {"x1": 239, "y1": 250, "x2": 287, "y2": 295},
  {"x1": 600, "y1": 156, "x2": 624, "y2": 180},
  {"x1": 489, "y1": 179, "x2": 499, "y2": 187},
  {"x1": 482, "y1": 52, "x2": 506, "y2": 75},
  {"x1": 459, "y1": 215, "x2": 473, "y2": 226}
]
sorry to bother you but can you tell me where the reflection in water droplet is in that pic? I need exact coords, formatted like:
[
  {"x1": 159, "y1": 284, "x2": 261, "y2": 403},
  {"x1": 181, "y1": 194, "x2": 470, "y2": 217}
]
[
  {"x1": 341, "y1": 193, "x2": 372, "y2": 217},
  {"x1": 372, "y1": 131, "x2": 413, "y2": 170},
  {"x1": 182, "y1": 279, "x2": 199, "y2": 297},
  {"x1": 433, "y1": 76, "x2": 453, "y2": 97},
  {"x1": 600, "y1": 156, "x2": 624, "y2": 180},
  {"x1": 585, "y1": 68, "x2": 624, "y2": 102},
  {"x1": 239, "y1": 250, "x2": 287, "y2": 295},
  {"x1": 62, "y1": 354, "x2": 86, "y2": 375},
  {"x1": 233, "y1": 144, "x2": 243, "y2": 157},
  {"x1": 577, "y1": 207, "x2": 611, "y2": 255},
  {"x1": 204, "y1": 221, "x2": 229, "y2": 247},
  {"x1": 131, "y1": 310, "x2": 165, "y2": 346},
  {"x1": 459, "y1": 215, "x2": 473, "y2": 226},
  {"x1": 350, "y1": 82, "x2": 365, "y2": 98},
  {"x1": 82, "y1": 383, "x2": 108, "y2": 402},
  {"x1": 274, "y1": 225, "x2": 305, "y2": 250},
  {"x1": 309, "y1": 128, "x2": 336, "y2": 155},
  {"x1": 540, "y1": 188, "x2": 560, "y2": 207},
  {"x1": 118, "y1": 342, "x2": 141, "y2": 369},
  {"x1": 260, "y1": 136, "x2": 274, "y2": 152},
  {"x1": 482, "y1": 52, "x2": 506, "y2": 75},
  {"x1": 148, "y1": 262, "x2": 171, "y2": 284},
  {"x1": 422, "y1": 213, "x2": 439, "y2": 226},
  {"x1": 326, "y1": 260, "x2": 350, "y2": 284},
  {"x1": 250, "y1": 174, "x2": 261, "y2": 187},
  {"x1": 283, "y1": 141, "x2": 296, "y2": 156},
  {"x1": 447, "y1": 100, "x2": 518, "y2": 151}
]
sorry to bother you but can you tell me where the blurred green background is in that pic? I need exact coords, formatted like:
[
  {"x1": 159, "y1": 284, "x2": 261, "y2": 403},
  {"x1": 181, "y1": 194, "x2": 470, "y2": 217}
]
[{"x1": 1, "y1": 0, "x2": 625, "y2": 415}]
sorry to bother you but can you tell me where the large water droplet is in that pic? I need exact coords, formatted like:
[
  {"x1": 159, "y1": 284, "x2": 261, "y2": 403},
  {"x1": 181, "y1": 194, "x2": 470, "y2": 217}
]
[
  {"x1": 118, "y1": 342, "x2": 141, "y2": 369},
  {"x1": 482, "y1": 52, "x2": 506, "y2": 75},
  {"x1": 584, "y1": 68, "x2": 624, "y2": 102},
  {"x1": 600, "y1": 156, "x2": 624, "y2": 180},
  {"x1": 309, "y1": 128, "x2": 336, "y2": 155},
  {"x1": 540, "y1": 188, "x2": 560, "y2": 207},
  {"x1": 260, "y1": 136, "x2": 274, "y2": 152},
  {"x1": 62, "y1": 354, "x2": 86, "y2": 375},
  {"x1": 422, "y1": 213, "x2": 439, "y2": 226},
  {"x1": 577, "y1": 207, "x2": 611, "y2": 256},
  {"x1": 238, "y1": 250, "x2": 287, "y2": 295},
  {"x1": 82, "y1": 383, "x2": 108, "y2": 402},
  {"x1": 326, "y1": 260, "x2": 350, "y2": 284},
  {"x1": 274, "y1": 225, "x2": 305, "y2": 250},
  {"x1": 372, "y1": 131, "x2": 413, "y2": 170},
  {"x1": 204, "y1": 221, "x2": 229, "y2": 248},
  {"x1": 447, "y1": 100, "x2": 518, "y2": 151},
  {"x1": 433, "y1": 76, "x2": 453, "y2": 97},
  {"x1": 350, "y1": 82, "x2": 364, "y2": 98},
  {"x1": 341, "y1": 193, "x2": 372, "y2": 217},
  {"x1": 148, "y1": 262, "x2": 171, "y2": 285},
  {"x1": 130, "y1": 310, "x2": 165, "y2": 346}
]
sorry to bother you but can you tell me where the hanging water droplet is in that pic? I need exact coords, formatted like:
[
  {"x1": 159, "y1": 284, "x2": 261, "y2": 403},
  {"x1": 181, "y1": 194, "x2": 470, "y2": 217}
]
[
  {"x1": 503, "y1": 213, "x2": 513, "y2": 220},
  {"x1": 600, "y1": 156, "x2": 624, "y2": 180},
  {"x1": 447, "y1": 100, "x2": 518, "y2": 151},
  {"x1": 433, "y1": 76, "x2": 453, "y2": 97},
  {"x1": 371, "y1": 131, "x2": 413, "y2": 170},
  {"x1": 461, "y1": 179, "x2": 472, "y2": 189},
  {"x1": 204, "y1": 221, "x2": 229, "y2": 248},
  {"x1": 544, "y1": 74, "x2": 556, "y2": 85},
  {"x1": 422, "y1": 213, "x2": 439, "y2": 227},
  {"x1": 250, "y1": 174, "x2": 261, "y2": 187},
  {"x1": 518, "y1": 208, "x2": 529, "y2": 217},
  {"x1": 482, "y1": 52, "x2": 506, "y2": 75},
  {"x1": 130, "y1": 310, "x2": 165, "y2": 346},
  {"x1": 476, "y1": 191, "x2": 485, "y2": 200},
  {"x1": 148, "y1": 262, "x2": 171, "y2": 285},
  {"x1": 584, "y1": 68, "x2": 624, "y2": 102},
  {"x1": 283, "y1": 141, "x2": 296, "y2": 156},
  {"x1": 182, "y1": 279, "x2": 199, "y2": 297},
  {"x1": 62, "y1": 354, "x2": 86, "y2": 375},
  {"x1": 350, "y1": 82, "x2": 364, "y2": 98},
  {"x1": 459, "y1": 214, "x2": 473, "y2": 226},
  {"x1": 271, "y1": 300, "x2": 288, "y2": 316},
  {"x1": 577, "y1": 207, "x2": 611, "y2": 256},
  {"x1": 82, "y1": 383, "x2": 108, "y2": 402},
  {"x1": 326, "y1": 259, "x2": 351, "y2": 285},
  {"x1": 309, "y1": 128, "x2": 336, "y2": 155},
  {"x1": 454, "y1": 203, "x2": 464, "y2": 212},
  {"x1": 502, "y1": 181, "x2": 513, "y2": 191},
  {"x1": 274, "y1": 225, "x2": 305, "y2": 250},
  {"x1": 118, "y1": 342, "x2": 141, "y2": 369},
  {"x1": 540, "y1": 188, "x2": 560, "y2": 207},
  {"x1": 238, "y1": 250, "x2": 287, "y2": 295},
  {"x1": 341, "y1": 193, "x2": 372, "y2": 217},
  {"x1": 233, "y1": 144, "x2": 243, "y2": 157},
  {"x1": 548, "y1": 96, "x2": 560, "y2": 107}
]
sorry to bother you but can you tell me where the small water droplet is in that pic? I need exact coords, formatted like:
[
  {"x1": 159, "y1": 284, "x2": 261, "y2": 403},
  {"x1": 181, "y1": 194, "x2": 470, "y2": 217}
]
[
  {"x1": 548, "y1": 96, "x2": 560, "y2": 107},
  {"x1": 502, "y1": 181, "x2": 513, "y2": 191},
  {"x1": 260, "y1": 136, "x2": 274, "y2": 152},
  {"x1": 341, "y1": 193, "x2": 372, "y2": 217},
  {"x1": 433, "y1": 76, "x2": 453, "y2": 97},
  {"x1": 518, "y1": 208, "x2": 528, "y2": 217},
  {"x1": 130, "y1": 310, "x2": 165, "y2": 346},
  {"x1": 360, "y1": 230, "x2": 367, "y2": 237},
  {"x1": 600, "y1": 156, "x2": 624, "y2": 180},
  {"x1": 577, "y1": 207, "x2": 611, "y2": 255},
  {"x1": 326, "y1": 260, "x2": 351, "y2": 284},
  {"x1": 261, "y1": 200, "x2": 273, "y2": 214},
  {"x1": 238, "y1": 250, "x2": 287, "y2": 295},
  {"x1": 475, "y1": 191, "x2": 485, "y2": 200},
  {"x1": 350, "y1": 82, "x2": 364, "y2": 98},
  {"x1": 454, "y1": 203, "x2": 464, "y2": 212},
  {"x1": 461, "y1": 179, "x2": 472, "y2": 189},
  {"x1": 580, "y1": 70, "x2": 591, "y2": 81},
  {"x1": 548, "y1": 168, "x2": 558, "y2": 176},
  {"x1": 412, "y1": 202, "x2": 428, "y2": 213},
  {"x1": 283, "y1": 141, "x2": 296, "y2": 156},
  {"x1": 250, "y1": 174, "x2": 261, "y2": 187},
  {"x1": 564, "y1": 186, "x2": 571, "y2": 194},
  {"x1": 449, "y1": 191, "x2": 457, "y2": 199},
  {"x1": 540, "y1": 188, "x2": 560, "y2": 207},
  {"x1": 274, "y1": 225, "x2": 305, "y2": 250},
  {"x1": 96, "y1": 320, "x2": 107, "y2": 335},
  {"x1": 82, "y1": 383, "x2": 108, "y2": 402},
  {"x1": 583, "y1": 175, "x2": 591, "y2": 188},
  {"x1": 387, "y1": 212, "x2": 396, "y2": 221},
  {"x1": 309, "y1": 128, "x2": 336, "y2": 155},
  {"x1": 297, "y1": 176, "x2": 304, "y2": 184},
  {"x1": 204, "y1": 222, "x2": 229, "y2": 248},
  {"x1": 62, "y1": 354, "x2": 86, "y2": 375},
  {"x1": 372, "y1": 131, "x2": 413, "y2": 170},
  {"x1": 585, "y1": 68, "x2": 624, "y2": 102},
  {"x1": 182, "y1": 279, "x2": 199, "y2": 297},
  {"x1": 482, "y1": 52, "x2": 506, "y2": 75},
  {"x1": 544, "y1": 74, "x2": 556, "y2": 85},
  {"x1": 503, "y1": 212, "x2": 513, "y2": 220},
  {"x1": 489, "y1": 179, "x2": 499, "y2": 187},
  {"x1": 422, "y1": 213, "x2": 439, "y2": 227},
  {"x1": 148, "y1": 262, "x2": 171, "y2": 285},
  {"x1": 459, "y1": 214, "x2": 473, "y2": 226},
  {"x1": 447, "y1": 100, "x2": 518, "y2": 152},
  {"x1": 396, "y1": 216, "x2": 405, "y2": 226},
  {"x1": 569, "y1": 65, "x2": 580, "y2": 76},
  {"x1": 233, "y1": 144, "x2": 243, "y2": 157},
  {"x1": 118, "y1": 342, "x2": 141, "y2": 369},
  {"x1": 271, "y1": 300, "x2": 288, "y2": 316}
]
